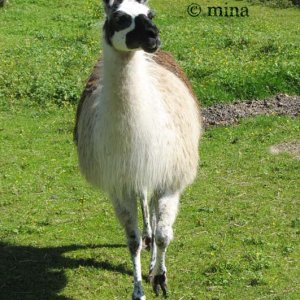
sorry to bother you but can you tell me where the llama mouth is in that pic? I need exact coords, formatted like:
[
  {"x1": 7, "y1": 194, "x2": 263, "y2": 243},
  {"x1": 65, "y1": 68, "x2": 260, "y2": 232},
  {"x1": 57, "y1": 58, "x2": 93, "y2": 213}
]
[{"x1": 142, "y1": 38, "x2": 161, "y2": 53}]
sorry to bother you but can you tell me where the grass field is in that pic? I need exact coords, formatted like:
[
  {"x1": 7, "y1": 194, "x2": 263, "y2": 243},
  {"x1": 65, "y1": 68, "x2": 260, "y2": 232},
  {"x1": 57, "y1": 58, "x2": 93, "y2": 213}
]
[
  {"x1": 0, "y1": 0, "x2": 300, "y2": 107},
  {"x1": 0, "y1": 0, "x2": 300, "y2": 299},
  {"x1": 0, "y1": 106, "x2": 299, "y2": 299}
]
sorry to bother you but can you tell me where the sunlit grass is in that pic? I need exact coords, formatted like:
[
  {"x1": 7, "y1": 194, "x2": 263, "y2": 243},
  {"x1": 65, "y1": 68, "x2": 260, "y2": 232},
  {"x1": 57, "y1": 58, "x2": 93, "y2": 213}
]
[
  {"x1": 0, "y1": 106, "x2": 299, "y2": 299},
  {"x1": 0, "y1": 0, "x2": 299, "y2": 299},
  {"x1": 0, "y1": 0, "x2": 299, "y2": 106}
]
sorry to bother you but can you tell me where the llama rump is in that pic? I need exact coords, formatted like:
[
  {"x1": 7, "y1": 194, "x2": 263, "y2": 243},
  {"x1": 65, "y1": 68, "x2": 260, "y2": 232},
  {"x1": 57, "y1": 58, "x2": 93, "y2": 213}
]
[{"x1": 74, "y1": 0, "x2": 202, "y2": 299}]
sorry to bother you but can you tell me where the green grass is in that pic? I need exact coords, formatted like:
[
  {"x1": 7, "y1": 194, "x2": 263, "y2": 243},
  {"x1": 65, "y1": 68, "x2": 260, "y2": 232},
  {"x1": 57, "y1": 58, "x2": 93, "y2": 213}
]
[
  {"x1": 0, "y1": 0, "x2": 300, "y2": 106},
  {"x1": 246, "y1": 0, "x2": 294, "y2": 8},
  {"x1": 1, "y1": 0, "x2": 300, "y2": 299},
  {"x1": 0, "y1": 105, "x2": 299, "y2": 299}
]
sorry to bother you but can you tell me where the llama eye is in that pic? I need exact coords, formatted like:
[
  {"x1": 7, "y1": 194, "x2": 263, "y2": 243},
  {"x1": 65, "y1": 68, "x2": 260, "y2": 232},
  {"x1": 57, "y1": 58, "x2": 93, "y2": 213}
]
[{"x1": 113, "y1": 13, "x2": 132, "y2": 31}]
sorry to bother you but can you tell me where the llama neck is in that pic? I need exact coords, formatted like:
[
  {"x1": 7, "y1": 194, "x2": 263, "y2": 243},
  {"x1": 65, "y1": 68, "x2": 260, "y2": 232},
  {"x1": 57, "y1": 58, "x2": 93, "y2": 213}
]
[{"x1": 102, "y1": 42, "x2": 151, "y2": 106}]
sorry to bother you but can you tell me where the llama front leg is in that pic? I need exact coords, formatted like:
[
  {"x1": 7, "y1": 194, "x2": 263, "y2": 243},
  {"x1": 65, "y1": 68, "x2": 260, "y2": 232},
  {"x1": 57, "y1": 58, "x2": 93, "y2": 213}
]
[
  {"x1": 140, "y1": 190, "x2": 152, "y2": 250},
  {"x1": 148, "y1": 195, "x2": 157, "y2": 279},
  {"x1": 152, "y1": 191, "x2": 180, "y2": 297},
  {"x1": 112, "y1": 197, "x2": 145, "y2": 300}
]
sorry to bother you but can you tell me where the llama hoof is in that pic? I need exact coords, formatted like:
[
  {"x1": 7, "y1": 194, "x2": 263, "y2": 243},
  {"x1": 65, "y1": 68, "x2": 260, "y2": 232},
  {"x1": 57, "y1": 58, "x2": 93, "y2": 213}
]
[
  {"x1": 152, "y1": 272, "x2": 167, "y2": 298},
  {"x1": 132, "y1": 296, "x2": 146, "y2": 300},
  {"x1": 132, "y1": 292, "x2": 146, "y2": 300},
  {"x1": 132, "y1": 281, "x2": 146, "y2": 300},
  {"x1": 142, "y1": 236, "x2": 152, "y2": 251}
]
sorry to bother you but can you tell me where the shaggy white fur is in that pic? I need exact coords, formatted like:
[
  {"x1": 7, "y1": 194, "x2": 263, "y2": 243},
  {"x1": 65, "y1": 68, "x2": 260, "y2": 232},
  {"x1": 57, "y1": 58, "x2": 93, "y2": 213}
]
[{"x1": 77, "y1": 45, "x2": 201, "y2": 198}]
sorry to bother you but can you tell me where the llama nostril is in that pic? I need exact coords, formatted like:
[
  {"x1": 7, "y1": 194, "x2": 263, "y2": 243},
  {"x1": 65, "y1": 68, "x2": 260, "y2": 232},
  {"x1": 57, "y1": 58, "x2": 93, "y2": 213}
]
[{"x1": 147, "y1": 29, "x2": 157, "y2": 39}]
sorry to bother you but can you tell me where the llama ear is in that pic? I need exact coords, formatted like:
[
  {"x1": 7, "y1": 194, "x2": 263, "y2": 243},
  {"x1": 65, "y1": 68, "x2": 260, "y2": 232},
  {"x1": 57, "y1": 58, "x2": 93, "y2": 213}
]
[
  {"x1": 103, "y1": 0, "x2": 114, "y2": 13},
  {"x1": 136, "y1": 0, "x2": 148, "y2": 4},
  {"x1": 103, "y1": 0, "x2": 114, "y2": 7},
  {"x1": 103, "y1": 0, "x2": 123, "y2": 14}
]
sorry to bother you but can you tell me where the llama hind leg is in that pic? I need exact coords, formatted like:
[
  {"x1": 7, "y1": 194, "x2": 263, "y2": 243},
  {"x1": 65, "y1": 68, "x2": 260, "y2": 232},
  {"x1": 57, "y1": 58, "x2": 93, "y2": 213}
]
[
  {"x1": 112, "y1": 196, "x2": 145, "y2": 300},
  {"x1": 152, "y1": 191, "x2": 180, "y2": 297},
  {"x1": 140, "y1": 190, "x2": 152, "y2": 251}
]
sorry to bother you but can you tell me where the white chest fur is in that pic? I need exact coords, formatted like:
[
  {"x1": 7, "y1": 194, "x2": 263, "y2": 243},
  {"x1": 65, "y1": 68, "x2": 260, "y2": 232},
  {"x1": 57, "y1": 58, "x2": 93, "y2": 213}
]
[{"x1": 77, "y1": 47, "x2": 201, "y2": 197}]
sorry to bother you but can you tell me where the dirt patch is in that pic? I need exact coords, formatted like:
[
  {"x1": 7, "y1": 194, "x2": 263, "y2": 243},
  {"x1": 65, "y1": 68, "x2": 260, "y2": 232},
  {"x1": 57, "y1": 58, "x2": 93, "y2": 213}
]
[
  {"x1": 269, "y1": 140, "x2": 300, "y2": 160},
  {"x1": 202, "y1": 94, "x2": 300, "y2": 127},
  {"x1": 202, "y1": 94, "x2": 300, "y2": 160}
]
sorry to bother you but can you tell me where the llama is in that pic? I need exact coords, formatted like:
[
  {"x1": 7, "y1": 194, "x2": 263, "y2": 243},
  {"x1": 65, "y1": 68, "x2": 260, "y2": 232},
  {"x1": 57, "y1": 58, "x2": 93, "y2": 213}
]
[{"x1": 74, "y1": 0, "x2": 202, "y2": 299}]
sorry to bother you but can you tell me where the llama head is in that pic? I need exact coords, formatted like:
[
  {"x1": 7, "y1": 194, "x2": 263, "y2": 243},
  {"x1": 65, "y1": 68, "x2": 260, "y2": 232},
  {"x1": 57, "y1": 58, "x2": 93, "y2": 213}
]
[{"x1": 103, "y1": 0, "x2": 160, "y2": 53}]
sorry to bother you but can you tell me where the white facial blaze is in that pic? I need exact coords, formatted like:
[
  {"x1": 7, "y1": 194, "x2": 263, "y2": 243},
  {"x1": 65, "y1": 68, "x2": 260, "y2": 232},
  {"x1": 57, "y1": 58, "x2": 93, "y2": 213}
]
[
  {"x1": 111, "y1": 19, "x2": 135, "y2": 52},
  {"x1": 117, "y1": 0, "x2": 149, "y2": 17}
]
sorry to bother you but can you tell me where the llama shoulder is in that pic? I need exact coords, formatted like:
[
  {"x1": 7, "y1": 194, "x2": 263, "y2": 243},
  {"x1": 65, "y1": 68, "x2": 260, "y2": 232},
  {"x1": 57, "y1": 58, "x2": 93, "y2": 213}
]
[
  {"x1": 151, "y1": 50, "x2": 198, "y2": 103},
  {"x1": 149, "y1": 51, "x2": 202, "y2": 129}
]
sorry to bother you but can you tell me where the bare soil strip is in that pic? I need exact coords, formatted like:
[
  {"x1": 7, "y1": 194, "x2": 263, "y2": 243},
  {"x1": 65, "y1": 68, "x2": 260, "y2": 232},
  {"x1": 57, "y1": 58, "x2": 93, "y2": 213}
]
[
  {"x1": 202, "y1": 94, "x2": 300, "y2": 127},
  {"x1": 202, "y1": 94, "x2": 300, "y2": 159}
]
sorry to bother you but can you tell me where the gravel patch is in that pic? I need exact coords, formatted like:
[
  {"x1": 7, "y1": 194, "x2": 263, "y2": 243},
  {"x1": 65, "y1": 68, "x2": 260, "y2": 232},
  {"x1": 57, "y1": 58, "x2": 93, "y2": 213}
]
[{"x1": 202, "y1": 94, "x2": 300, "y2": 128}]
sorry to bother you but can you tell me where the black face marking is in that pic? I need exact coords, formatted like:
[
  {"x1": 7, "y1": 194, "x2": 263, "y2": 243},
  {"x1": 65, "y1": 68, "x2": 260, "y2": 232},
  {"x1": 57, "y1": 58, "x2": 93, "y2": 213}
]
[
  {"x1": 126, "y1": 14, "x2": 160, "y2": 53},
  {"x1": 103, "y1": 11, "x2": 132, "y2": 46},
  {"x1": 103, "y1": 20, "x2": 113, "y2": 46},
  {"x1": 112, "y1": 11, "x2": 132, "y2": 31}
]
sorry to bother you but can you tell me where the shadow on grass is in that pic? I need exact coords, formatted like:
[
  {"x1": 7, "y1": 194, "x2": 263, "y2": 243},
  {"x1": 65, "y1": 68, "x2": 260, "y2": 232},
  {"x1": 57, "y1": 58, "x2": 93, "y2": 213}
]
[{"x1": 0, "y1": 242, "x2": 129, "y2": 299}]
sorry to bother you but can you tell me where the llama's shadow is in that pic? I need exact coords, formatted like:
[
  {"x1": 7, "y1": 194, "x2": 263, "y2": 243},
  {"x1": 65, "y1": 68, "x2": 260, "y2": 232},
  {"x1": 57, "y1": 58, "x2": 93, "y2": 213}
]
[{"x1": 0, "y1": 242, "x2": 129, "y2": 299}]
